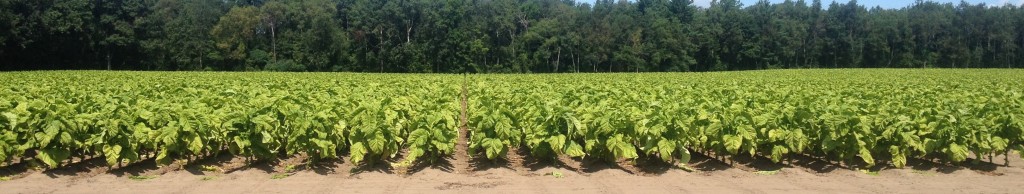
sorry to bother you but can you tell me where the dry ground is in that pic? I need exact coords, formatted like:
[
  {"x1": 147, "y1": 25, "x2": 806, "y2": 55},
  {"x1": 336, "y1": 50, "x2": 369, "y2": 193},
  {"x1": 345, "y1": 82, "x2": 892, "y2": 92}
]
[{"x1": 1, "y1": 151, "x2": 1023, "y2": 194}]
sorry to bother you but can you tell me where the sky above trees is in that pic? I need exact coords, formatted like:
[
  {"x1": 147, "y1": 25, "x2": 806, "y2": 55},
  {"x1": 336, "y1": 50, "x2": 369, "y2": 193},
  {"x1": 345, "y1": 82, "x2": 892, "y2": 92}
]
[{"x1": 577, "y1": 0, "x2": 1023, "y2": 8}]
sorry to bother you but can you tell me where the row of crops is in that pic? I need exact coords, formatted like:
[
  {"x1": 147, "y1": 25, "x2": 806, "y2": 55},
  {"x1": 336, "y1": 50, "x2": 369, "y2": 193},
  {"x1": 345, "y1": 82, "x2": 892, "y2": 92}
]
[
  {"x1": 0, "y1": 72, "x2": 460, "y2": 168},
  {"x1": 1, "y1": 70, "x2": 1023, "y2": 171},
  {"x1": 467, "y1": 70, "x2": 1024, "y2": 167}
]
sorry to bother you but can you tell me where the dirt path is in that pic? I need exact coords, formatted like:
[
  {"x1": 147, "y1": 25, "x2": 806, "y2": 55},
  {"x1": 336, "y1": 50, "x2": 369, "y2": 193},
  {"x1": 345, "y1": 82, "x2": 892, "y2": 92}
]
[
  {"x1": 2, "y1": 159, "x2": 1023, "y2": 194},
  {"x1": 453, "y1": 75, "x2": 470, "y2": 174}
]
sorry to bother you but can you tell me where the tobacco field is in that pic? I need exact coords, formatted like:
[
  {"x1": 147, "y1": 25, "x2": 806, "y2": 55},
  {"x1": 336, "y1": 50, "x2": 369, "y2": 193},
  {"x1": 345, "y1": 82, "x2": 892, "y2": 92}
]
[{"x1": 2, "y1": 70, "x2": 1023, "y2": 172}]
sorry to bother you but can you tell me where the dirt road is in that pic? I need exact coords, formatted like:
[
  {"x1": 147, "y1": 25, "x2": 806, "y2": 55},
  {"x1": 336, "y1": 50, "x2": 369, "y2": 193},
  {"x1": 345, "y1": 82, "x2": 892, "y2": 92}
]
[{"x1": 2, "y1": 153, "x2": 1022, "y2": 194}]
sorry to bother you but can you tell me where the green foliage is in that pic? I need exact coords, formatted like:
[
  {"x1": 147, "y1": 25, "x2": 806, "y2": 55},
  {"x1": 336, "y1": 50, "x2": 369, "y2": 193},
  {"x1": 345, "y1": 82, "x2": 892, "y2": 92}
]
[
  {"x1": 129, "y1": 175, "x2": 157, "y2": 181},
  {"x1": 7, "y1": 0, "x2": 1024, "y2": 71},
  {"x1": 264, "y1": 60, "x2": 306, "y2": 72},
  {"x1": 468, "y1": 69, "x2": 1024, "y2": 167},
  {"x1": 270, "y1": 173, "x2": 289, "y2": 179},
  {"x1": 0, "y1": 69, "x2": 1022, "y2": 172},
  {"x1": 0, "y1": 72, "x2": 460, "y2": 169}
]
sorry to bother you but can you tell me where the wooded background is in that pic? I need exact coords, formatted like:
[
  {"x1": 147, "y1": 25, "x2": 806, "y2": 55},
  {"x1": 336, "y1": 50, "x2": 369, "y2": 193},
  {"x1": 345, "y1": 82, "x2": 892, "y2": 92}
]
[{"x1": 1, "y1": 0, "x2": 1022, "y2": 72}]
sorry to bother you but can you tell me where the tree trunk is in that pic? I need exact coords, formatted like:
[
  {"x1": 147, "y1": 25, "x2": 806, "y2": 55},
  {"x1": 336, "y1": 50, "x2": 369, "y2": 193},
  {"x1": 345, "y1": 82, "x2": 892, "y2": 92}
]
[
  {"x1": 555, "y1": 47, "x2": 560, "y2": 73},
  {"x1": 106, "y1": 51, "x2": 111, "y2": 70},
  {"x1": 509, "y1": 29, "x2": 517, "y2": 72},
  {"x1": 271, "y1": 23, "x2": 277, "y2": 62},
  {"x1": 379, "y1": 29, "x2": 384, "y2": 73},
  {"x1": 572, "y1": 52, "x2": 578, "y2": 73},
  {"x1": 887, "y1": 45, "x2": 894, "y2": 68}
]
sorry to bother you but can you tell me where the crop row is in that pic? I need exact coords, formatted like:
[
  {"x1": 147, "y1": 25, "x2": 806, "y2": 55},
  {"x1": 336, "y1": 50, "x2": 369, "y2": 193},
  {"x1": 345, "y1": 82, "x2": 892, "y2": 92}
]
[
  {"x1": 468, "y1": 70, "x2": 1024, "y2": 168},
  {"x1": 0, "y1": 72, "x2": 459, "y2": 169},
  {"x1": 2, "y1": 70, "x2": 1023, "y2": 171}
]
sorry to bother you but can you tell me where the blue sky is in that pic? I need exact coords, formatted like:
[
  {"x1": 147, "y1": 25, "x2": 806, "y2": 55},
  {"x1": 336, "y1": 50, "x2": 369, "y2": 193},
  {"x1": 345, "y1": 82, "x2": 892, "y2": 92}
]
[{"x1": 577, "y1": 0, "x2": 1024, "y2": 8}]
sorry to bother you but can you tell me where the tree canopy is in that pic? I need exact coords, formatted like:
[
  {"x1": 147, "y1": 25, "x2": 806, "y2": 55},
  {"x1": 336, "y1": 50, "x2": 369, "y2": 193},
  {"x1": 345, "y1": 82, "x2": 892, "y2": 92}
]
[{"x1": 1, "y1": 0, "x2": 1022, "y2": 72}]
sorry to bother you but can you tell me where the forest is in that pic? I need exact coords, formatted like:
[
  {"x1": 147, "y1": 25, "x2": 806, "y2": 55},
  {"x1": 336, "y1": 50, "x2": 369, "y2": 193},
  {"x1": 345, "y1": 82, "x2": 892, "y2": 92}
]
[{"x1": 0, "y1": 0, "x2": 1022, "y2": 72}]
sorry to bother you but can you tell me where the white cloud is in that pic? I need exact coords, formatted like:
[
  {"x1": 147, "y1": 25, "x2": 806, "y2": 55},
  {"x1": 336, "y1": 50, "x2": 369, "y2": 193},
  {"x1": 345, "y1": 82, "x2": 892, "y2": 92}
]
[{"x1": 1016, "y1": 0, "x2": 1024, "y2": 6}]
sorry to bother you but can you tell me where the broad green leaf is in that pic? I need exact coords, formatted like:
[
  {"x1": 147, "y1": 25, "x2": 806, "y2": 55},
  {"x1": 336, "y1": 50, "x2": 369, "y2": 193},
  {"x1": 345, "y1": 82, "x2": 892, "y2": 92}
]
[
  {"x1": 612, "y1": 139, "x2": 638, "y2": 159},
  {"x1": 234, "y1": 136, "x2": 248, "y2": 151},
  {"x1": 350, "y1": 142, "x2": 367, "y2": 164},
  {"x1": 565, "y1": 142, "x2": 585, "y2": 158},
  {"x1": 657, "y1": 139, "x2": 675, "y2": 162},
  {"x1": 36, "y1": 148, "x2": 70, "y2": 168},
  {"x1": 156, "y1": 148, "x2": 172, "y2": 165},
  {"x1": 188, "y1": 135, "x2": 203, "y2": 154},
  {"x1": 483, "y1": 138, "x2": 504, "y2": 160},
  {"x1": 770, "y1": 145, "x2": 788, "y2": 163},
  {"x1": 1, "y1": 112, "x2": 16, "y2": 127},
  {"x1": 408, "y1": 129, "x2": 429, "y2": 146},
  {"x1": 948, "y1": 143, "x2": 969, "y2": 162},
  {"x1": 991, "y1": 137, "x2": 1008, "y2": 152},
  {"x1": 859, "y1": 147, "x2": 875, "y2": 167},
  {"x1": 39, "y1": 121, "x2": 61, "y2": 148},
  {"x1": 678, "y1": 148, "x2": 691, "y2": 164},
  {"x1": 104, "y1": 145, "x2": 123, "y2": 166},
  {"x1": 890, "y1": 146, "x2": 906, "y2": 168},
  {"x1": 548, "y1": 135, "x2": 566, "y2": 155},
  {"x1": 723, "y1": 134, "x2": 742, "y2": 154}
]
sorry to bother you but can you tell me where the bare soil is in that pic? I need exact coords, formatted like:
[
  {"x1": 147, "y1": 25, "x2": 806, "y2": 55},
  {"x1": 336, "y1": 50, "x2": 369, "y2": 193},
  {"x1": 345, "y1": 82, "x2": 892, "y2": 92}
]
[
  {"x1": 452, "y1": 76, "x2": 470, "y2": 174},
  {"x1": 1, "y1": 151, "x2": 1022, "y2": 194}
]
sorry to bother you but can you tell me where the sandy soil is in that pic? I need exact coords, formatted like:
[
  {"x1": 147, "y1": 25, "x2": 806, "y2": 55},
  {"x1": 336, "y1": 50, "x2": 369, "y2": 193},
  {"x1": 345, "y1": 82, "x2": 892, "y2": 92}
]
[{"x1": 1, "y1": 151, "x2": 1023, "y2": 194}]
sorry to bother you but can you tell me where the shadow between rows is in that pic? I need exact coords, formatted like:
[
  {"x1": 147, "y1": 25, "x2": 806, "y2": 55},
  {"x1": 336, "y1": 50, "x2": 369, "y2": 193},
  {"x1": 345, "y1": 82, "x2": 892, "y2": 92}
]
[{"x1": 5, "y1": 149, "x2": 1016, "y2": 180}]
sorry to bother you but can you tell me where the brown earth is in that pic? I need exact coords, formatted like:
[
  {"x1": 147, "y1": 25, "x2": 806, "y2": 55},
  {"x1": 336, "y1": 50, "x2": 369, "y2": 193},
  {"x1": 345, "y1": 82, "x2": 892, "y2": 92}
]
[
  {"x1": 1, "y1": 151, "x2": 1023, "y2": 194},
  {"x1": 452, "y1": 76, "x2": 470, "y2": 174}
]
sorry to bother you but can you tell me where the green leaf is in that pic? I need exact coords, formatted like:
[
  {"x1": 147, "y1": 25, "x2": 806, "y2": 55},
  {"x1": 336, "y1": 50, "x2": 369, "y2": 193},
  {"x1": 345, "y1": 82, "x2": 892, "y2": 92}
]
[
  {"x1": 859, "y1": 147, "x2": 875, "y2": 167},
  {"x1": 890, "y1": 146, "x2": 906, "y2": 168},
  {"x1": 234, "y1": 136, "x2": 248, "y2": 151},
  {"x1": 1, "y1": 112, "x2": 16, "y2": 127},
  {"x1": 403, "y1": 149, "x2": 425, "y2": 165},
  {"x1": 611, "y1": 138, "x2": 638, "y2": 159},
  {"x1": 350, "y1": 142, "x2": 367, "y2": 164},
  {"x1": 923, "y1": 138, "x2": 940, "y2": 153},
  {"x1": 657, "y1": 139, "x2": 675, "y2": 162},
  {"x1": 565, "y1": 142, "x2": 585, "y2": 158},
  {"x1": 678, "y1": 148, "x2": 691, "y2": 164},
  {"x1": 991, "y1": 137, "x2": 1008, "y2": 152},
  {"x1": 723, "y1": 134, "x2": 742, "y2": 155},
  {"x1": 1020, "y1": 149, "x2": 1024, "y2": 160},
  {"x1": 768, "y1": 129, "x2": 785, "y2": 141},
  {"x1": 104, "y1": 145, "x2": 123, "y2": 166},
  {"x1": 188, "y1": 135, "x2": 203, "y2": 154},
  {"x1": 369, "y1": 133, "x2": 386, "y2": 153},
  {"x1": 408, "y1": 129, "x2": 429, "y2": 146},
  {"x1": 948, "y1": 143, "x2": 969, "y2": 162},
  {"x1": 770, "y1": 145, "x2": 788, "y2": 163},
  {"x1": 36, "y1": 148, "x2": 70, "y2": 168},
  {"x1": 548, "y1": 135, "x2": 566, "y2": 155},
  {"x1": 334, "y1": 120, "x2": 347, "y2": 134},
  {"x1": 55, "y1": 130, "x2": 72, "y2": 145},
  {"x1": 483, "y1": 138, "x2": 504, "y2": 160},
  {"x1": 156, "y1": 148, "x2": 172, "y2": 165},
  {"x1": 39, "y1": 121, "x2": 61, "y2": 148},
  {"x1": 0, "y1": 149, "x2": 7, "y2": 163}
]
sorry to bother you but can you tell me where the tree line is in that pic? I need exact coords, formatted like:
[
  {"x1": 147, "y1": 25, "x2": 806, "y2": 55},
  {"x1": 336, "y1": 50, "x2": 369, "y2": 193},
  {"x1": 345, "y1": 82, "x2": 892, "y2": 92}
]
[{"x1": 1, "y1": 0, "x2": 1022, "y2": 72}]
